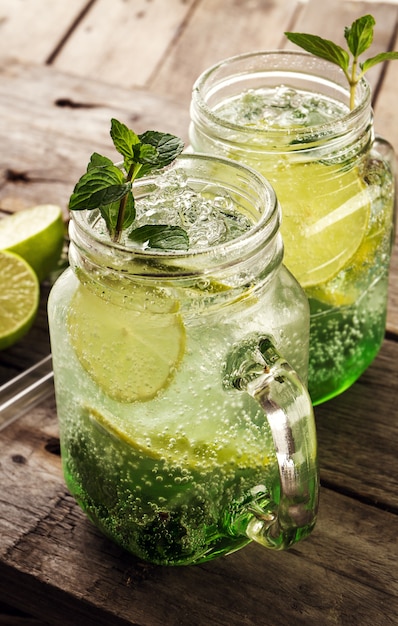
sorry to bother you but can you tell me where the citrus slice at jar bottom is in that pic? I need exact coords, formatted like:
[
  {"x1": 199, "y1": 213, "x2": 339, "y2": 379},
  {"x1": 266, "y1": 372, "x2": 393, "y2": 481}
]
[
  {"x1": 68, "y1": 283, "x2": 186, "y2": 403},
  {"x1": 0, "y1": 204, "x2": 65, "y2": 282},
  {"x1": 86, "y1": 405, "x2": 272, "y2": 472},
  {"x1": 274, "y1": 161, "x2": 371, "y2": 288},
  {"x1": 0, "y1": 250, "x2": 40, "y2": 349}
]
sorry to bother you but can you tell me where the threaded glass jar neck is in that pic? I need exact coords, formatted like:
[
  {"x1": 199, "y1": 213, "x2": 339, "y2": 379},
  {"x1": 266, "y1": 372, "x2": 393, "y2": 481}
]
[
  {"x1": 190, "y1": 51, "x2": 373, "y2": 156},
  {"x1": 68, "y1": 154, "x2": 283, "y2": 294}
]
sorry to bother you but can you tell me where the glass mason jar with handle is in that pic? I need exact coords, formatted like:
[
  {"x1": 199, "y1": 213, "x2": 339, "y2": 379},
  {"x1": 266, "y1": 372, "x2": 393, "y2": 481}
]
[
  {"x1": 189, "y1": 51, "x2": 396, "y2": 405},
  {"x1": 48, "y1": 154, "x2": 319, "y2": 566}
]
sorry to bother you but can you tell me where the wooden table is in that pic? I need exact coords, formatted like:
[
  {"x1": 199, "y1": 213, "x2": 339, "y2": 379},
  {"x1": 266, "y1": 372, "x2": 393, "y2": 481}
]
[{"x1": 1, "y1": 1, "x2": 398, "y2": 624}]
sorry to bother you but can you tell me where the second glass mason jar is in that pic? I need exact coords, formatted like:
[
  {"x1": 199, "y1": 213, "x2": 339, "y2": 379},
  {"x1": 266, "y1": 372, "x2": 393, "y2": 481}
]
[
  {"x1": 189, "y1": 51, "x2": 396, "y2": 405},
  {"x1": 48, "y1": 154, "x2": 318, "y2": 566}
]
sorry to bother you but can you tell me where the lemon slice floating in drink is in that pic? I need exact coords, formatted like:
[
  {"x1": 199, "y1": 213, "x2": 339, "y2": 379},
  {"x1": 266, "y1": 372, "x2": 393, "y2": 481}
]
[
  {"x1": 274, "y1": 161, "x2": 371, "y2": 288},
  {"x1": 68, "y1": 283, "x2": 186, "y2": 402},
  {"x1": 0, "y1": 250, "x2": 40, "y2": 349}
]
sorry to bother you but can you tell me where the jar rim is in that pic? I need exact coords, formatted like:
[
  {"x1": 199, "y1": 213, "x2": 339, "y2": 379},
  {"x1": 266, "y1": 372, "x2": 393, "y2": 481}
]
[
  {"x1": 70, "y1": 153, "x2": 281, "y2": 273},
  {"x1": 191, "y1": 50, "x2": 371, "y2": 141}
]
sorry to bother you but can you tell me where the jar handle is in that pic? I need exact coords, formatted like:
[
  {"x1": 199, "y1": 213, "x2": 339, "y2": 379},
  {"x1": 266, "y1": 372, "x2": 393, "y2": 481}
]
[{"x1": 223, "y1": 335, "x2": 319, "y2": 549}]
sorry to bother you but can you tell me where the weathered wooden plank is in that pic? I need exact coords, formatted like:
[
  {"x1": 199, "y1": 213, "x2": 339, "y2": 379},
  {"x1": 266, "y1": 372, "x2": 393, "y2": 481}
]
[
  {"x1": 0, "y1": 0, "x2": 90, "y2": 64},
  {"x1": 0, "y1": 601, "x2": 47, "y2": 626},
  {"x1": 149, "y1": 0, "x2": 301, "y2": 108},
  {"x1": 53, "y1": 0, "x2": 198, "y2": 88},
  {"x1": 0, "y1": 61, "x2": 191, "y2": 214},
  {"x1": 0, "y1": 395, "x2": 397, "y2": 625}
]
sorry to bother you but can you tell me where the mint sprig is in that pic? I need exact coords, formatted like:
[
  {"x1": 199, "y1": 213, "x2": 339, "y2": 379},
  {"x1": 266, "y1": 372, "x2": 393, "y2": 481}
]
[
  {"x1": 69, "y1": 118, "x2": 186, "y2": 246},
  {"x1": 285, "y1": 14, "x2": 398, "y2": 110}
]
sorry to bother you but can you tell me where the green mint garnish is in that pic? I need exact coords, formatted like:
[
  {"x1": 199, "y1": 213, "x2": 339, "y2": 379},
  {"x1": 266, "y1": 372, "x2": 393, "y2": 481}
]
[
  {"x1": 129, "y1": 224, "x2": 190, "y2": 251},
  {"x1": 285, "y1": 14, "x2": 398, "y2": 110},
  {"x1": 69, "y1": 118, "x2": 186, "y2": 247}
]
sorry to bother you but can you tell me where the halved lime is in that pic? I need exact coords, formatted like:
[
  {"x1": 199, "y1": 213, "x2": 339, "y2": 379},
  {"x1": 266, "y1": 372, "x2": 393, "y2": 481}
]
[
  {"x1": 68, "y1": 283, "x2": 186, "y2": 403},
  {"x1": 0, "y1": 204, "x2": 65, "y2": 282},
  {"x1": 0, "y1": 250, "x2": 40, "y2": 349},
  {"x1": 271, "y1": 161, "x2": 371, "y2": 288}
]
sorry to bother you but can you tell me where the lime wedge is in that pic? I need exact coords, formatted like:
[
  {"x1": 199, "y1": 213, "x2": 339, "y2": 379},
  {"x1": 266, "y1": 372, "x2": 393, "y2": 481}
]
[
  {"x1": 0, "y1": 205, "x2": 65, "y2": 282},
  {"x1": 68, "y1": 283, "x2": 186, "y2": 403},
  {"x1": 0, "y1": 250, "x2": 40, "y2": 349},
  {"x1": 274, "y1": 161, "x2": 371, "y2": 288}
]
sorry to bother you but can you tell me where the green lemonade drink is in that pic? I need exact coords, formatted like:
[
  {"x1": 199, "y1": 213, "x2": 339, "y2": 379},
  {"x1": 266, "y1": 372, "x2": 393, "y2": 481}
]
[
  {"x1": 189, "y1": 51, "x2": 396, "y2": 404},
  {"x1": 48, "y1": 153, "x2": 319, "y2": 566}
]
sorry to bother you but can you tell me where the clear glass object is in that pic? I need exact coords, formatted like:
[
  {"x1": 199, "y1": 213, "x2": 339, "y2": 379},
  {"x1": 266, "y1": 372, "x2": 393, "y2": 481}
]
[
  {"x1": 189, "y1": 51, "x2": 396, "y2": 405},
  {"x1": 48, "y1": 154, "x2": 319, "y2": 566}
]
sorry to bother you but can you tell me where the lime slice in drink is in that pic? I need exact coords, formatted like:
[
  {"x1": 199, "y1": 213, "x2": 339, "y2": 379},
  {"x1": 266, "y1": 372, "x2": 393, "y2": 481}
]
[
  {"x1": 0, "y1": 250, "x2": 40, "y2": 349},
  {"x1": 68, "y1": 283, "x2": 186, "y2": 403},
  {"x1": 0, "y1": 204, "x2": 65, "y2": 282},
  {"x1": 86, "y1": 405, "x2": 272, "y2": 471},
  {"x1": 275, "y1": 161, "x2": 371, "y2": 288},
  {"x1": 306, "y1": 215, "x2": 388, "y2": 308}
]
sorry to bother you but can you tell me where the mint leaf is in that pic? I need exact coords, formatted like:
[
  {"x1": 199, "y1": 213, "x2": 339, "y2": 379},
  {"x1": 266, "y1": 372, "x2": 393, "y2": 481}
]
[
  {"x1": 89, "y1": 183, "x2": 131, "y2": 208},
  {"x1": 134, "y1": 142, "x2": 159, "y2": 167},
  {"x1": 285, "y1": 33, "x2": 350, "y2": 72},
  {"x1": 87, "y1": 152, "x2": 114, "y2": 170},
  {"x1": 344, "y1": 14, "x2": 375, "y2": 57},
  {"x1": 69, "y1": 163, "x2": 127, "y2": 210},
  {"x1": 361, "y1": 50, "x2": 398, "y2": 73},
  {"x1": 110, "y1": 118, "x2": 140, "y2": 161},
  {"x1": 129, "y1": 224, "x2": 189, "y2": 250},
  {"x1": 138, "y1": 131, "x2": 185, "y2": 172}
]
